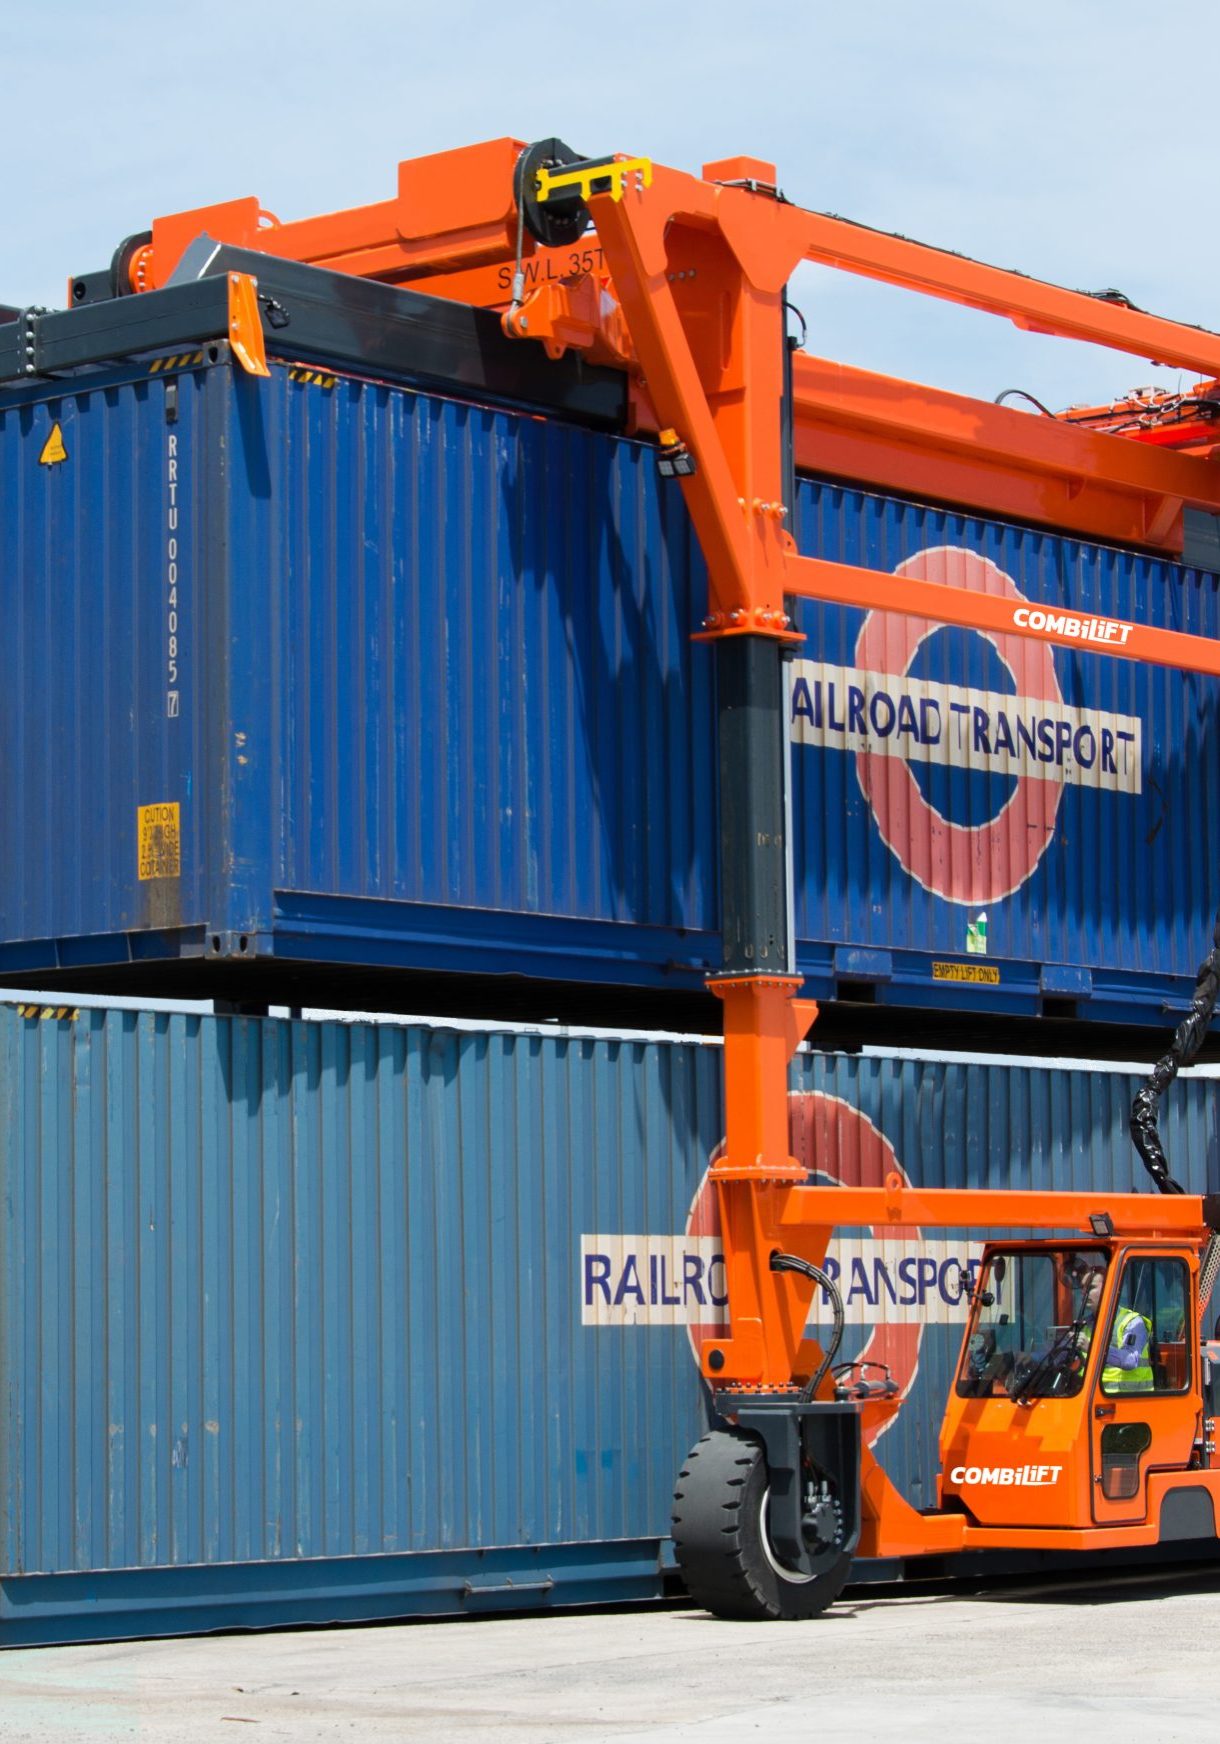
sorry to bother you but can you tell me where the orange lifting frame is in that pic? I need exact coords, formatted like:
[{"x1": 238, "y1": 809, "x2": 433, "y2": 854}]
[
  {"x1": 579, "y1": 159, "x2": 1220, "y2": 1437},
  {"x1": 132, "y1": 139, "x2": 1220, "y2": 556},
  {"x1": 587, "y1": 161, "x2": 1220, "y2": 657}
]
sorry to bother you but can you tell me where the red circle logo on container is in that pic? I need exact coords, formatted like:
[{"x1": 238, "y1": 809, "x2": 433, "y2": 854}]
[
  {"x1": 786, "y1": 544, "x2": 1141, "y2": 909},
  {"x1": 853, "y1": 547, "x2": 1064, "y2": 905},
  {"x1": 685, "y1": 1092, "x2": 932, "y2": 1447}
]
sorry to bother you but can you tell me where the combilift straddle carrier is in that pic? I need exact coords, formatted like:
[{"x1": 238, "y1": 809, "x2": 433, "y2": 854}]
[{"x1": 46, "y1": 139, "x2": 1220, "y2": 1617}]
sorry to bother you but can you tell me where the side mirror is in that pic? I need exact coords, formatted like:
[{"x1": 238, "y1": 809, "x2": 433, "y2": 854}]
[{"x1": 956, "y1": 1266, "x2": 992, "y2": 1306}]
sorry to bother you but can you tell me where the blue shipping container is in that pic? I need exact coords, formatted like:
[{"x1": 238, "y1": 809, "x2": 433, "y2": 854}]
[
  {"x1": 3, "y1": 996, "x2": 1218, "y2": 1646},
  {"x1": 0, "y1": 351, "x2": 1216, "y2": 1021}
]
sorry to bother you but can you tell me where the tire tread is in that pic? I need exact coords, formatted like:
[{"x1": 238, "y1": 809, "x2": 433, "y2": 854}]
[{"x1": 672, "y1": 1427, "x2": 850, "y2": 1621}]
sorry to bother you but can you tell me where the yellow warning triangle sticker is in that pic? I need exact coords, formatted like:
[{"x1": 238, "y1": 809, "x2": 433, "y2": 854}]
[{"x1": 39, "y1": 423, "x2": 67, "y2": 466}]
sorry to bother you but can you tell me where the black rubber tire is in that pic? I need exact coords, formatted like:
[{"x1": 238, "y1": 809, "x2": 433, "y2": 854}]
[{"x1": 672, "y1": 1428, "x2": 851, "y2": 1621}]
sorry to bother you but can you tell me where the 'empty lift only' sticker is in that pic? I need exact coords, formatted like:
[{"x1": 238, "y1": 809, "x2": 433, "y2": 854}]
[
  {"x1": 138, "y1": 803, "x2": 181, "y2": 880},
  {"x1": 789, "y1": 547, "x2": 1143, "y2": 906}
]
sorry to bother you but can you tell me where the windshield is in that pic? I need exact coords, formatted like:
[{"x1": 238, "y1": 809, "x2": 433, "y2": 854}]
[{"x1": 957, "y1": 1248, "x2": 1109, "y2": 1400}]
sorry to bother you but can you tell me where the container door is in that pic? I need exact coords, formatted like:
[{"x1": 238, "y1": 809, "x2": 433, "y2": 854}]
[{"x1": 1090, "y1": 1252, "x2": 1195, "y2": 1526}]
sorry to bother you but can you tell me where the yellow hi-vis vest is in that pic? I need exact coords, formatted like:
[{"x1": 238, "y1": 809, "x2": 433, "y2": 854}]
[{"x1": 1099, "y1": 1307, "x2": 1154, "y2": 1393}]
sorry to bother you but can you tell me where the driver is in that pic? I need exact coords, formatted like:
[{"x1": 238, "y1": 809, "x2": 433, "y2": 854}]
[{"x1": 1063, "y1": 1257, "x2": 1154, "y2": 1393}]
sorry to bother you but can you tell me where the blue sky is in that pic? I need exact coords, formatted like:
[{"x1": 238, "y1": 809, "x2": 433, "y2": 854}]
[{"x1": 6, "y1": 1, "x2": 1216, "y2": 410}]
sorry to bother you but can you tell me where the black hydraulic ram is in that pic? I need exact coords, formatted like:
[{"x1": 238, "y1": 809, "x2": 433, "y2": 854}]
[
  {"x1": 715, "y1": 290, "x2": 800, "y2": 980},
  {"x1": 715, "y1": 633, "x2": 796, "y2": 978}
]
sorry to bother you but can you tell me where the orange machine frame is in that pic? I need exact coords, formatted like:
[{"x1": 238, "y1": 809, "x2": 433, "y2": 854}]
[
  {"x1": 127, "y1": 139, "x2": 1220, "y2": 557},
  {"x1": 137, "y1": 141, "x2": 1220, "y2": 1558}
]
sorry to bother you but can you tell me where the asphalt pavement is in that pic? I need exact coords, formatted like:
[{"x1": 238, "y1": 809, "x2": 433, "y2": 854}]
[{"x1": 0, "y1": 1566, "x2": 1215, "y2": 1742}]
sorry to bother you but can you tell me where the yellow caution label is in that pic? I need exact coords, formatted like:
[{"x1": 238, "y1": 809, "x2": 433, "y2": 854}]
[
  {"x1": 39, "y1": 423, "x2": 67, "y2": 466},
  {"x1": 137, "y1": 802, "x2": 181, "y2": 880},
  {"x1": 149, "y1": 351, "x2": 205, "y2": 374},
  {"x1": 932, "y1": 961, "x2": 1001, "y2": 986},
  {"x1": 15, "y1": 1004, "x2": 79, "y2": 1021}
]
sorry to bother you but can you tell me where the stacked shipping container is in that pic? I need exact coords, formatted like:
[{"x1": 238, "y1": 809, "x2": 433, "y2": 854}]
[
  {"x1": 4, "y1": 999, "x2": 1217, "y2": 1645},
  {"x1": 0, "y1": 357, "x2": 1216, "y2": 1022},
  {"x1": 2, "y1": 266, "x2": 1219, "y2": 1647}
]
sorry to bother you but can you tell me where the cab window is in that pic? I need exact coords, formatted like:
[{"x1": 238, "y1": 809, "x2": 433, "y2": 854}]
[
  {"x1": 957, "y1": 1248, "x2": 1108, "y2": 1400},
  {"x1": 1099, "y1": 1256, "x2": 1190, "y2": 1397}
]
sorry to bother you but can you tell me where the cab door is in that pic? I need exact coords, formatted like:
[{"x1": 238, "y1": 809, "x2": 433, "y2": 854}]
[{"x1": 1090, "y1": 1251, "x2": 1197, "y2": 1526}]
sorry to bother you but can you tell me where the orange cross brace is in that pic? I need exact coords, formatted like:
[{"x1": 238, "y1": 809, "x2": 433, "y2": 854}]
[
  {"x1": 795, "y1": 207, "x2": 1220, "y2": 378},
  {"x1": 778, "y1": 1185, "x2": 1211, "y2": 1238},
  {"x1": 784, "y1": 551, "x2": 1220, "y2": 678}
]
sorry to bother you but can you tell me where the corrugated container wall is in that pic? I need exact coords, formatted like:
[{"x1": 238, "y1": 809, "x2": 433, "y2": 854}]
[
  {"x1": 1, "y1": 355, "x2": 1217, "y2": 1020},
  {"x1": 3, "y1": 999, "x2": 1219, "y2": 1645}
]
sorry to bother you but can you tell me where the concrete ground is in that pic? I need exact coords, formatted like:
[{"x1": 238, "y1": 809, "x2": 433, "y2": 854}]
[{"x1": 0, "y1": 1567, "x2": 1215, "y2": 1743}]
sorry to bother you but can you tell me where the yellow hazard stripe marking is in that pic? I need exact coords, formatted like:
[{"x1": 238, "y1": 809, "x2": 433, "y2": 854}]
[
  {"x1": 16, "y1": 1004, "x2": 80, "y2": 1021},
  {"x1": 146, "y1": 355, "x2": 340, "y2": 384},
  {"x1": 148, "y1": 351, "x2": 205, "y2": 374}
]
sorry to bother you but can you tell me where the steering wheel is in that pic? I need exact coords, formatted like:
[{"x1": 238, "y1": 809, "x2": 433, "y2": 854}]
[
  {"x1": 965, "y1": 1329, "x2": 1005, "y2": 1396},
  {"x1": 968, "y1": 1328, "x2": 997, "y2": 1374},
  {"x1": 1004, "y1": 1352, "x2": 1038, "y2": 1399}
]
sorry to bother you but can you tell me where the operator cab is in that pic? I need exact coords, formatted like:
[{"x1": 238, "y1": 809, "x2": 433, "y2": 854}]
[
  {"x1": 941, "y1": 1238, "x2": 1199, "y2": 1531},
  {"x1": 957, "y1": 1245, "x2": 1111, "y2": 1403}
]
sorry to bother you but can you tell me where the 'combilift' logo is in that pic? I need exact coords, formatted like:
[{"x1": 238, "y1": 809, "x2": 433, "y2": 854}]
[
  {"x1": 1011, "y1": 607, "x2": 1134, "y2": 648},
  {"x1": 949, "y1": 1465, "x2": 1063, "y2": 1486},
  {"x1": 790, "y1": 547, "x2": 1143, "y2": 905}
]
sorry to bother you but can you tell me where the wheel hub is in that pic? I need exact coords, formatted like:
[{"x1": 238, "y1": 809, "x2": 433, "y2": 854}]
[{"x1": 760, "y1": 1484, "x2": 843, "y2": 1584}]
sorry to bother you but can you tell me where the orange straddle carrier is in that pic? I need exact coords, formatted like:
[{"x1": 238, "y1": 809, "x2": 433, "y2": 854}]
[{"x1": 121, "y1": 138, "x2": 1220, "y2": 1616}]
